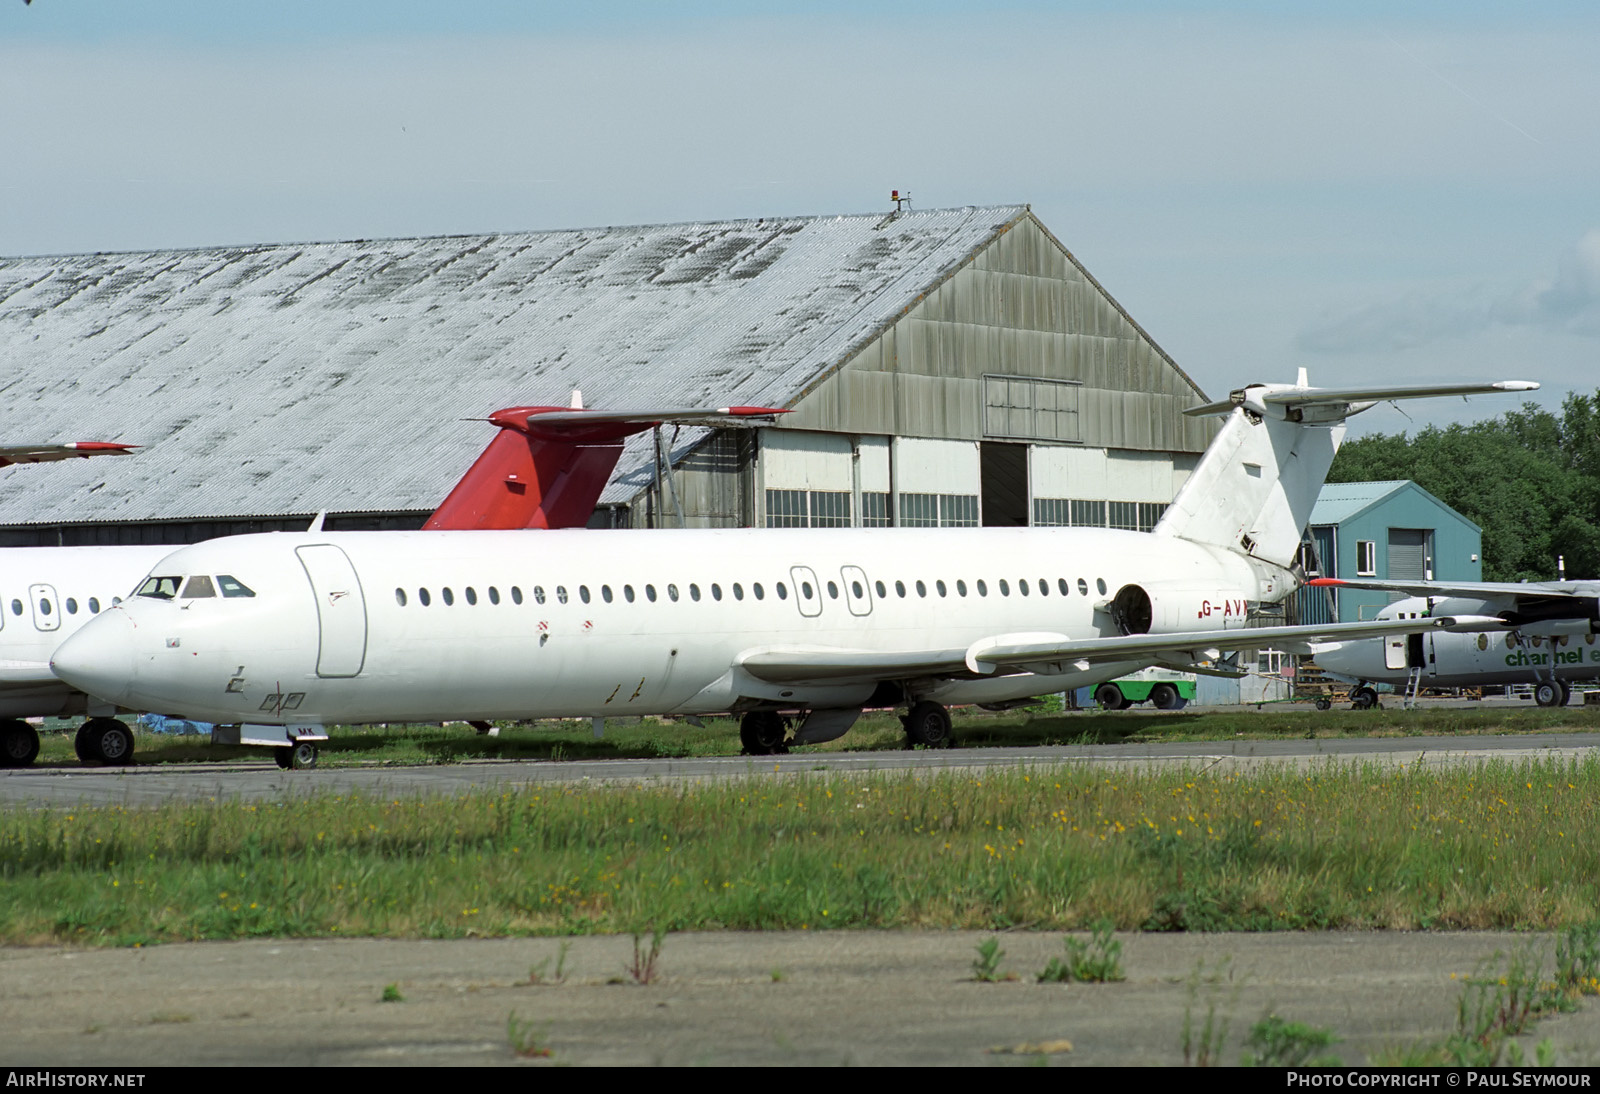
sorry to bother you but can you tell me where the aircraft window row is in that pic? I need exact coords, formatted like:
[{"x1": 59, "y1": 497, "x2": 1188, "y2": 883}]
[
  {"x1": 9, "y1": 595, "x2": 113, "y2": 618},
  {"x1": 391, "y1": 573, "x2": 1113, "y2": 609}
]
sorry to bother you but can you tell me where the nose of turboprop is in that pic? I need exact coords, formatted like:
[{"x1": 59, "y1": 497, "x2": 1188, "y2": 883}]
[{"x1": 51, "y1": 610, "x2": 137, "y2": 705}]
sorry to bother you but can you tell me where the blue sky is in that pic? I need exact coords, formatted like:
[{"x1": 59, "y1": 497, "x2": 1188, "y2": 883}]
[{"x1": 4, "y1": 1, "x2": 1596, "y2": 435}]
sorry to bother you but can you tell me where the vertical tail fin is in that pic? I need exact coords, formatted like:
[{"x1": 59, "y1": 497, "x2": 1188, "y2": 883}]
[{"x1": 1153, "y1": 377, "x2": 1537, "y2": 569}]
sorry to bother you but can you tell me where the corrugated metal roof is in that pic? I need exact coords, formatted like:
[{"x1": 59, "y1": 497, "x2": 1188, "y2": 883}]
[
  {"x1": 1310, "y1": 481, "x2": 1411, "y2": 526},
  {"x1": 0, "y1": 205, "x2": 1029, "y2": 525}
]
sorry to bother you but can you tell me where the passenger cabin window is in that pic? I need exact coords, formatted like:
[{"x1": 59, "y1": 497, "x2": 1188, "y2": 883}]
[
  {"x1": 66, "y1": 598, "x2": 78, "y2": 614},
  {"x1": 419, "y1": 588, "x2": 431, "y2": 606},
  {"x1": 181, "y1": 576, "x2": 217, "y2": 598},
  {"x1": 137, "y1": 576, "x2": 183, "y2": 600},
  {"x1": 442, "y1": 587, "x2": 455, "y2": 606},
  {"x1": 513, "y1": 586, "x2": 525, "y2": 605},
  {"x1": 218, "y1": 575, "x2": 255, "y2": 598},
  {"x1": 489, "y1": 587, "x2": 501, "y2": 605},
  {"x1": 88, "y1": 597, "x2": 101, "y2": 613},
  {"x1": 395, "y1": 588, "x2": 407, "y2": 607},
  {"x1": 465, "y1": 587, "x2": 478, "y2": 605}
]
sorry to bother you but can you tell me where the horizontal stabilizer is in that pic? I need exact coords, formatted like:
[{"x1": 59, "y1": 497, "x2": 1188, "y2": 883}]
[
  {"x1": 0, "y1": 442, "x2": 138, "y2": 468},
  {"x1": 1185, "y1": 379, "x2": 1537, "y2": 420}
]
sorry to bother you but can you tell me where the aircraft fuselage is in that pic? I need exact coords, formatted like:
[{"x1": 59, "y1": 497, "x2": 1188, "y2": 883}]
[{"x1": 51, "y1": 526, "x2": 1283, "y2": 726}]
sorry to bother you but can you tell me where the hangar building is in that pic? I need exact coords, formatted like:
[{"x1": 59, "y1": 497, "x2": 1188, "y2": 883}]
[{"x1": 0, "y1": 205, "x2": 1213, "y2": 545}]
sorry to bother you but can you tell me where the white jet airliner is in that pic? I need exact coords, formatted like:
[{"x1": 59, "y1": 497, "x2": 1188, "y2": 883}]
[
  {"x1": 1, "y1": 403, "x2": 778, "y2": 767},
  {"x1": 1306, "y1": 575, "x2": 1600, "y2": 708},
  {"x1": 49, "y1": 375, "x2": 1532, "y2": 768}
]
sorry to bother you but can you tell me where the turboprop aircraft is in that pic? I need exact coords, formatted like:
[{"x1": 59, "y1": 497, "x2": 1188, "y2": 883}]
[
  {"x1": 49, "y1": 374, "x2": 1532, "y2": 768},
  {"x1": 0, "y1": 402, "x2": 779, "y2": 767},
  {"x1": 1307, "y1": 575, "x2": 1600, "y2": 708}
]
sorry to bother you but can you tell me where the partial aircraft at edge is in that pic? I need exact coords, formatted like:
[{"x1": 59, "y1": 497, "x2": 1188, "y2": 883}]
[
  {"x1": 48, "y1": 374, "x2": 1534, "y2": 768},
  {"x1": 1307, "y1": 575, "x2": 1600, "y2": 708},
  {"x1": 0, "y1": 402, "x2": 780, "y2": 768}
]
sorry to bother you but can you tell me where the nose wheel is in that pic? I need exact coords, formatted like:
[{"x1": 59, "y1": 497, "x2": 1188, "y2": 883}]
[{"x1": 272, "y1": 741, "x2": 320, "y2": 770}]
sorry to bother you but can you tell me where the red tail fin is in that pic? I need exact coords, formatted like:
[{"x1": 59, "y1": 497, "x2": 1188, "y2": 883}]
[{"x1": 424, "y1": 404, "x2": 785, "y2": 530}]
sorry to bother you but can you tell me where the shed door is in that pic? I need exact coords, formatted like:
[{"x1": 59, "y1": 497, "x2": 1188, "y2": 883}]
[
  {"x1": 1388, "y1": 529, "x2": 1433, "y2": 581},
  {"x1": 296, "y1": 544, "x2": 367, "y2": 678}
]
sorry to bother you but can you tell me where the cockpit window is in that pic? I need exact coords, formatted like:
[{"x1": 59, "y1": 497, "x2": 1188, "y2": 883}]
[
  {"x1": 181, "y1": 576, "x2": 217, "y2": 598},
  {"x1": 137, "y1": 576, "x2": 183, "y2": 600},
  {"x1": 217, "y1": 575, "x2": 256, "y2": 598}
]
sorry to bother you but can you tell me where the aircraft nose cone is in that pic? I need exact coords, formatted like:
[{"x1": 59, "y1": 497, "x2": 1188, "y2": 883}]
[{"x1": 51, "y1": 610, "x2": 136, "y2": 705}]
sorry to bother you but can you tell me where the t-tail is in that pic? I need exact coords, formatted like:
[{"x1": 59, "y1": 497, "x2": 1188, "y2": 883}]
[
  {"x1": 424, "y1": 397, "x2": 786, "y2": 530},
  {"x1": 1153, "y1": 372, "x2": 1537, "y2": 570}
]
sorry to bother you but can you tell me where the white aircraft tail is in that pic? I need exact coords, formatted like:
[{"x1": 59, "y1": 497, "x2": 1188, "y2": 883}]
[{"x1": 1153, "y1": 376, "x2": 1537, "y2": 570}]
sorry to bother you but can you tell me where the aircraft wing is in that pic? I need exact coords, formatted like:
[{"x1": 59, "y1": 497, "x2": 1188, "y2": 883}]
[
  {"x1": 1309, "y1": 577, "x2": 1600, "y2": 600},
  {"x1": 737, "y1": 615, "x2": 1504, "y2": 686},
  {"x1": 0, "y1": 442, "x2": 137, "y2": 467}
]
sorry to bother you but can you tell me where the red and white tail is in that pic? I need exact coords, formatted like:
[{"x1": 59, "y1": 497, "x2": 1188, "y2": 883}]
[{"x1": 424, "y1": 402, "x2": 785, "y2": 530}]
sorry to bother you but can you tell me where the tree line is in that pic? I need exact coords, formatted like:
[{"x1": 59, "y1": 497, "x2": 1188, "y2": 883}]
[{"x1": 1327, "y1": 391, "x2": 1600, "y2": 582}]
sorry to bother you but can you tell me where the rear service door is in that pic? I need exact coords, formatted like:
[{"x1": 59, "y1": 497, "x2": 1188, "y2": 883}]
[{"x1": 296, "y1": 544, "x2": 368, "y2": 677}]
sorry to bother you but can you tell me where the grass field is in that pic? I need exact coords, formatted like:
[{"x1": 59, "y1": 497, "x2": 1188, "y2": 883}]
[
  {"x1": 5, "y1": 754, "x2": 1599, "y2": 946},
  {"x1": 28, "y1": 701, "x2": 1600, "y2": 768}
]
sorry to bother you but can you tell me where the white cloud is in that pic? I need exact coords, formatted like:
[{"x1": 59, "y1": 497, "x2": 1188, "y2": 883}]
[{"x1": 1298, "y1": 229, "x2": 1600, "y2": 353}]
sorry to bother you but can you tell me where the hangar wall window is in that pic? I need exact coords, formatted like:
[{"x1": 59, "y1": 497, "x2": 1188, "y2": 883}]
[
  {"x1": 765, "y1": 489, "x2": 852, "y2": 528},
  {"x1": 861, "y1": 492, "x2": 892, "y2": 527},
  {"x1": 1356, "y1": 540, "x2": 1378, "y2": 576},
  {"x1": 1108, "y1": 502, "x2": 1140, "y2": 531},
  {"x1": 1034, "y1": 498, "x2": 1163, "y2": 530},
  {"x1": 898, "y1": 493, "x2": 979, "y2": 528}
]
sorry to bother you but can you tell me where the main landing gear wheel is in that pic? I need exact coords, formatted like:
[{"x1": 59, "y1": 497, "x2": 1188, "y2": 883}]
[
  {"x1": 1350, "y1": 686, "x2": 1379, "y2": 711},
  {"x1": 0, "y1": 718, "x2": 39, "y2": 768},
  {"x1": 902, "y1": 701, "x2": 953, "y2": 749},
  {"x1": 274, "y1": 741, "x2": 319, "y2": 769},
  {"x1": 1560, "y1": 681, "x2": 1572, "y2": 707},
  {"x1": 1535, "y1": 681, "x2": 1564, "y2": 708},
  {"x1": 739, "y1": 711, "x2": 788, "y2": 756},
  {"x1": 1094, "y1": 683, "x2": 1128, "y2": 711},
  {"x1": 80, "y1": 717, "x2": 135, "y2": 766}
]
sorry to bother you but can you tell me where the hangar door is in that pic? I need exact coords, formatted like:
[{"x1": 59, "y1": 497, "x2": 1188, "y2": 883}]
[{"x1": 296, "y1": 544, "x2": 368, "y2": 678}]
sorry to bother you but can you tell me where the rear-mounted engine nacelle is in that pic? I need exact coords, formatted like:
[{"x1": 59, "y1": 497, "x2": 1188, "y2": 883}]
[{"x1": 1110, "y1": 583, "x2": 1255, "y2": 636}]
